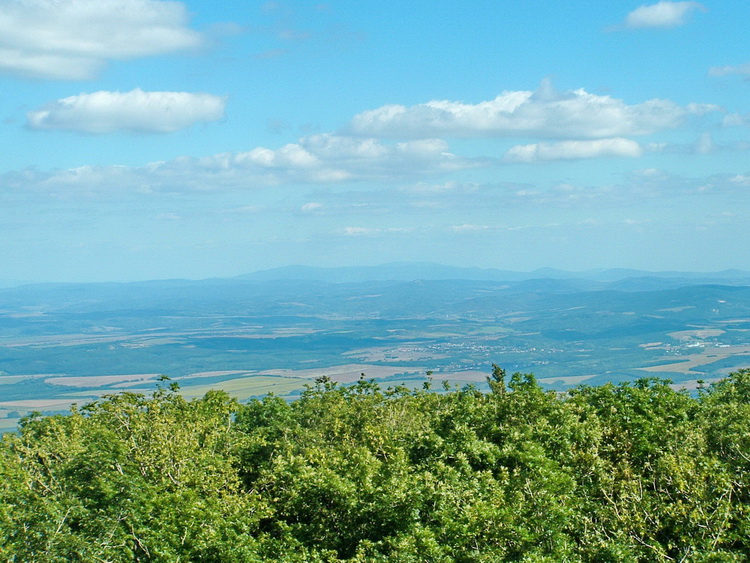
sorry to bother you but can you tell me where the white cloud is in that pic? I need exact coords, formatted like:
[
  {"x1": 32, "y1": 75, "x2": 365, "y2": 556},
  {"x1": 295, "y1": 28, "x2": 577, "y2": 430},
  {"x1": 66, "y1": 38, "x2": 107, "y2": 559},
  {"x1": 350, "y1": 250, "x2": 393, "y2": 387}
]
[
  {"x1": 3, "y1": 134, "x2": 477, "y2": 195},
  {"x1": 343, "y1": 226, "x2": 374, "y2": 236},
  {"x1": 640, "y1": 133, "x2": 750, "y2": 156},
  {"x1": 220, "y1": 134, "x2": 477, "y2": 181},
  {"x1": 26, "y1": 89, "x2": 226, "y2": 133},
  {"x1": 342, "y1": 226, "x2": 408, "y2": 237},
  {"x1": 624, "y1": 1, "x2": 704, "y2": 29},
  {"x1": 722, "y1": 113, "x2": 748, "y2": 127},
  {"x1": 0, "y1": 0, "x2": 202, "y2": 80},
  {"x1": 633, "y1": 167, "x2": 668, "y2": 179},
  {"x1": 450, "y1": 224, "x2": 491, "y2": 233},
  {"x1": 694, "y1": 132, "x2": 713, "y2": 154},
  {"x1": 206, "y1": 134, "x2": 468, "y2": 181},
  {"x1": 301, "y1": 202, "x2": 323, "y2": 212},
  {"x1": 504, "y1": 138, "x2": 644, "y2": 163},
  {"x1": 710, "y1": 62, "x2": 750, "y2": 77},
  {"x1": 646, "y1": 142, "x2": 668, "y2": 152},
  {"x1": 348, "y1": 82, "x2": 714, "y2": 139}
]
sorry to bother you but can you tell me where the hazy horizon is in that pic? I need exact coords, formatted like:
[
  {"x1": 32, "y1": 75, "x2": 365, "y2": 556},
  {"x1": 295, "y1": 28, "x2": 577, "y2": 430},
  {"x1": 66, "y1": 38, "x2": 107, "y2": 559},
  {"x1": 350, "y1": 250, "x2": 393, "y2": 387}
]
[
  {"x1": 2, "y1": 1, "x2": 749, "y2": 282},
  {"x1": 3, "y1": 261, "x2": 750, "y2": 287}
]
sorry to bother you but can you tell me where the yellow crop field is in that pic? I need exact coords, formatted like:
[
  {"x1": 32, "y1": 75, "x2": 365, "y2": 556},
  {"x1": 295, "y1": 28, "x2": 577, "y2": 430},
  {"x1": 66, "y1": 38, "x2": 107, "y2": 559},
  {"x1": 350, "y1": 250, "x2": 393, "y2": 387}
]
[{"x1": 178, "y1": 375, "x2": 309, "y2": 400}]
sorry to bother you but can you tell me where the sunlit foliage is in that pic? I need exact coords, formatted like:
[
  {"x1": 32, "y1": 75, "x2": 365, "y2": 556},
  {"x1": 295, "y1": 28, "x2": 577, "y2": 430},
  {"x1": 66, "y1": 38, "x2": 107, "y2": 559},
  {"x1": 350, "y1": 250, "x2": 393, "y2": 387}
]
[{"x1": 2, "y1": 370, "x2": 750, "y2": 561}]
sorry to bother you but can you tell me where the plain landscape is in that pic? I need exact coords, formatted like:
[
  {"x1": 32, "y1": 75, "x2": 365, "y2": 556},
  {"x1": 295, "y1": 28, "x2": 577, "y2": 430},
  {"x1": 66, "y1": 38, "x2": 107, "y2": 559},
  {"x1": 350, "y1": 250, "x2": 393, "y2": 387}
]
[
  {"x1": 3, "y1": 263, "x2": 750, "y2": 431},
  {"x1": 4, "y1": 0, "x2": 750, "y2": 559}
]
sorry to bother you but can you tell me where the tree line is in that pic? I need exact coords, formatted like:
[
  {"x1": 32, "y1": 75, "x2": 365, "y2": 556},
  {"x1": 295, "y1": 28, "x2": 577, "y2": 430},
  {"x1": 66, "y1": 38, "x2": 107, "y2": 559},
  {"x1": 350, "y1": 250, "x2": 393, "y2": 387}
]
[{"x1": 2, "y1": 368, "x2": 749, "y2": 561}]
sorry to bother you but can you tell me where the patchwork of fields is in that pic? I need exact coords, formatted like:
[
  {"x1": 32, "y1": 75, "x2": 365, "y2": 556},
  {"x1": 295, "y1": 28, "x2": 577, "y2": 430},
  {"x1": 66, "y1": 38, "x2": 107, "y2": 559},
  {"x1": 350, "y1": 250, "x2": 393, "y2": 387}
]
[{"x1": 2, "y1": 272, "x2": 750, "y2": 429}]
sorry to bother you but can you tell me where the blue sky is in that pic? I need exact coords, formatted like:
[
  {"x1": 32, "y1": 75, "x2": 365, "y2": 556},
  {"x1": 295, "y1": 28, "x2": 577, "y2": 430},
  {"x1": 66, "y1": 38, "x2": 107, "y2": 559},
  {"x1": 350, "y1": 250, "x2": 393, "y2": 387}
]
[{"x1": 1, "y1": 0, "x2": 749, "y2": 282}]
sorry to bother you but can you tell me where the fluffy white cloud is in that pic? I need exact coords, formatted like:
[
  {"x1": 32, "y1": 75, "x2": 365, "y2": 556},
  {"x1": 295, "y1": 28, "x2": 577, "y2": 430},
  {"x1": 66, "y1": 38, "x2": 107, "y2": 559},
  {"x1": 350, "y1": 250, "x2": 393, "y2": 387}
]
[
  {"x1": 504, "y1": 138, "x2": 644, "y2": 163},
  {"x1": 0, "y1": 0, "x2": 202, "y2": 80},
  {"x1": 624, "y1": 1, "x2": 704, "y2": 29},
  {"x1": 348, "y1": 83, "x2": 714, "y2": 140},
  {"x1": 203, "y1": 134, "x2": 476, "y2": 184},
  {"x1": 26, "y1": 89, "x2": 226, "y2": 133},
  {"x1": 3, "y1": 134, "x2": 477, "y2": 194}
]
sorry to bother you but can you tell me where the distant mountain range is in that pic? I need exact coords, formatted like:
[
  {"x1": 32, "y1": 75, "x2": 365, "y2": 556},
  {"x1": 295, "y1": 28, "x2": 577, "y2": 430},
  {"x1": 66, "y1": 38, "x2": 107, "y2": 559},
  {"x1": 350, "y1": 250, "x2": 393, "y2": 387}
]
[
  {"x1": 237, "y1": 262, "x2": 750, "y2": 287},
  {"x1": 2, "y1": 263, "x2": 750, "y2": 292}
]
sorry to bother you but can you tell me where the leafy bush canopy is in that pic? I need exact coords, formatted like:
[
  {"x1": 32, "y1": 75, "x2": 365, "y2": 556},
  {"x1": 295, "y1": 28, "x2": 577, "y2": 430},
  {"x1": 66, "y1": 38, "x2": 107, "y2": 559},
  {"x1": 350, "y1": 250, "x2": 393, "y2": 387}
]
[{"x1": 2, "y1": 369, "x2": 750, "y2": 561}]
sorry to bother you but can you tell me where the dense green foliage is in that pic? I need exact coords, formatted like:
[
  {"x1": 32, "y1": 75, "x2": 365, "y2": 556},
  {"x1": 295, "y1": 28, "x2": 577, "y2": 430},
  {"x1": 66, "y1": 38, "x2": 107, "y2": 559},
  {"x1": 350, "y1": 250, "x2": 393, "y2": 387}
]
[{"x1": 2, "y1": 369, "x2": 750, "y2": 561}]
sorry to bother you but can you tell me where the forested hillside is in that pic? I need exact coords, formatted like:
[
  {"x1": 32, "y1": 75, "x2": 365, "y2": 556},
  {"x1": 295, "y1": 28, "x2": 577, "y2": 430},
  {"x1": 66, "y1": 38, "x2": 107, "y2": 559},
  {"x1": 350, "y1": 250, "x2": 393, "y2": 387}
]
[{"x1": 2, "y1": 369, "x2": 750, "y2": 561}]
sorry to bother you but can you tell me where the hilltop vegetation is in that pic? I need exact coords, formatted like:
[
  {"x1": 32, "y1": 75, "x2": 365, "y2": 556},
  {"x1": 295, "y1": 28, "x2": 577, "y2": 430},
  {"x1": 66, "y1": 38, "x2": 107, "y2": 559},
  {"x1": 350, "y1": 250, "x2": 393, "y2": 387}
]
[{"x1": 2, "y1": 369, "x2": 750, "y2": 561}]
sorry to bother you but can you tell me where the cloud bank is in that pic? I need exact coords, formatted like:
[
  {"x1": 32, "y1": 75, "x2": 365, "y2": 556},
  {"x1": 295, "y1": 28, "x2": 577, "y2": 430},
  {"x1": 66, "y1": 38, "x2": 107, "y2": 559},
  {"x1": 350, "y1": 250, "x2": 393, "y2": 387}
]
[
  {"x1": 624, "y1": 1, "x2": 704, "y2": 29},
  {"x1": 3, "y1": 134, "x2": 476, "y2": 194},
  {"x1": 348, "y1": 84, "x2": 715, "y2": 140},
  {"x1": 26, "y1": 89, "x2": 227, "y2": 134},
  {"x1": 0, "y1": 0, "x2": 202, "y2": 80}
]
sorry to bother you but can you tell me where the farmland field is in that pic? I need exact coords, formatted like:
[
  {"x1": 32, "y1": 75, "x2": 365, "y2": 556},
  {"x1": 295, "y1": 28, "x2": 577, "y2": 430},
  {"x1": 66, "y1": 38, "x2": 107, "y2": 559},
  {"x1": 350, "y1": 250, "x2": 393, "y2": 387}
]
[{"x1": 2, "y1": 269, "x2": 750, "y2": 430}]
